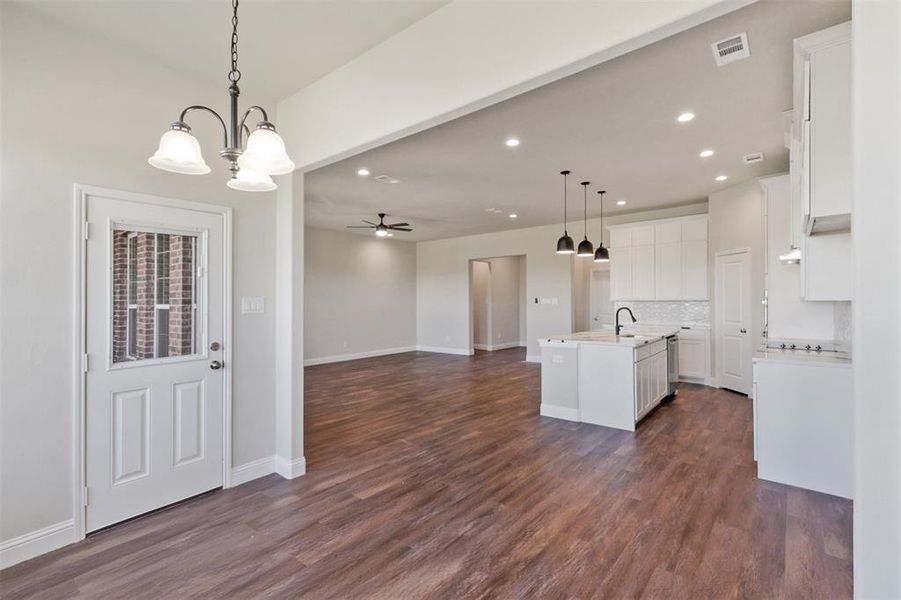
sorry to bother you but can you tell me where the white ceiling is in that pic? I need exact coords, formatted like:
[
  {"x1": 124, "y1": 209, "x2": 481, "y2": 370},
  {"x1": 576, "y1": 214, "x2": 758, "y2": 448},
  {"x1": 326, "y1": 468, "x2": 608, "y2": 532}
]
[
  {"x1": 18, "y1": 0, "x2": 450, "y2": 102},
  {"x1": 306, "y1": 0, "x2": 850, "y2": 242}
]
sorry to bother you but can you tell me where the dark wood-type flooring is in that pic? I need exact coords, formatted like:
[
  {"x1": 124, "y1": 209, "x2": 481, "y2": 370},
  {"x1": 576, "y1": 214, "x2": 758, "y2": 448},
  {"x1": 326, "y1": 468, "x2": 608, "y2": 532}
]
[{"x1": 1, "y1": 348, "x2": 852, "y2": 599}]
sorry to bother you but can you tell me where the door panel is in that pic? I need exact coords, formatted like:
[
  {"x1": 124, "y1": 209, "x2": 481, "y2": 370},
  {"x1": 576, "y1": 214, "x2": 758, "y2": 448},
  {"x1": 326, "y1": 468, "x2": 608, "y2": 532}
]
[
  {"x1": 631, "y1": 245, "x2": 655, "y2": 300},
  {"x1": 716, "y1": 250, "x2": 752, "y2": 394},
  {"x1": 85, "y1": 194, "x2": 224, "y2": 533},
  {"x1": 655, "y1": 242, "x2": 682, "y2": 300}
]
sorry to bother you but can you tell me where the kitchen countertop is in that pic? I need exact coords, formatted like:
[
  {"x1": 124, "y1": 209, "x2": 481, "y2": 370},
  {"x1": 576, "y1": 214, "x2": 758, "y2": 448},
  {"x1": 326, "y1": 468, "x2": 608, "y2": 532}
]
[
  {"x1": 540, "y1": 331, "x2": 670, "y2": 347},
  {"x1": 753, "y1": 348, "x2": 852, "y2": 367}
]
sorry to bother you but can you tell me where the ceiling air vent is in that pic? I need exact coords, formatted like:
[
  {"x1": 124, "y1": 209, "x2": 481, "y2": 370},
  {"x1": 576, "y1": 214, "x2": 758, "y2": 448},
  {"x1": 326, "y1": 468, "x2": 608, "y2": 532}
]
[
  {"x1": 374, "y1": 175, "x2": 400, "y2": 184},
  {"x1": 712, "y1": 32, "x2": 750, "y2": 66},
  {"x1": 743, "y1": 152, "x2": 765, "y2": 165}
]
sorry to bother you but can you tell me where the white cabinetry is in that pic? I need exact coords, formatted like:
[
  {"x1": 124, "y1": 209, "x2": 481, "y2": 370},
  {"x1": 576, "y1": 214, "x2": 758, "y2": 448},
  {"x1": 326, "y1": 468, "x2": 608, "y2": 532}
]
[
  {"x1": 677, "y1": 328, "x2": 709, "y2": 381},
  {"x1": 609, "y1": 215, "x2": 707, "y2": 301},
  {"x1": 792, "y1": 22, "x2": 852, "y2": 301},
  {"x1": 634, "y1": 342, "x2": 668, "y2": 420}
]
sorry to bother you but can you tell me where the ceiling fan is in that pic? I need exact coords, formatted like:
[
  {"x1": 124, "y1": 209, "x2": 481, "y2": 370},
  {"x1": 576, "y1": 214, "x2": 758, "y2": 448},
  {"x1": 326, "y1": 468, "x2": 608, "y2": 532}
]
[{"x1": 347, "y1": 213, "x2": 412, "y2": 237}]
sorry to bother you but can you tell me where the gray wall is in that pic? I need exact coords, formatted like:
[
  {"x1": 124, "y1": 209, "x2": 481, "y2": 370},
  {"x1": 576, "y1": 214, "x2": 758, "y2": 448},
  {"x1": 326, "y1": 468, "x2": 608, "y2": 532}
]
[
  {"x1": 303, "y1": 227, "x2": 417, "y2": 362},
  {"x1": 0, "y1": 4, "x2": 278, "y2": 542}
]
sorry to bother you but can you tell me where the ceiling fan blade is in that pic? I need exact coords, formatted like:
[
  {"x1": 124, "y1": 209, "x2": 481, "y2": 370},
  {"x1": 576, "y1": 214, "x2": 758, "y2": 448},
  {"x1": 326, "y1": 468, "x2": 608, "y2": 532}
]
[
  {"x1": 361, "y1": 220, "x2": 377, "y2": 226},
  {"x1": 390, "y1": 227, "x2": 413, "y2": 232},
  {"x1": 387, "y1": 222, "x2": 409, "y2": 228},
  {"x1": 346, "y1": 225, "x2": 374, "y2": 229}
]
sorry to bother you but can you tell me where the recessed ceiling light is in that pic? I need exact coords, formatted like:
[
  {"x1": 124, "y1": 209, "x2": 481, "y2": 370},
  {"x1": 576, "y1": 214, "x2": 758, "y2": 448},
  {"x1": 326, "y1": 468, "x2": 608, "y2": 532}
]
[
  {"x1": 357, "y1": 168, "x2": 370, "y2": 176},
  {"x1": 715, "y1": 174, "x2": 728, "y2": 182},
  {"x1": 493, "y1": 209, "x2": 503, "y2": 214},
  {"x1": 505, "y1": 138, "x2": 520, "y2": 147},
  {"x1": 699, "y1": 149, "x2": 714, "y2": 158},
  {"x1": 509, "y1": 213, "x2": 518, "y2": 219},
  {"x1": 616, "y1": 200, "x2": 627, "y2": 206},
  {"x1": 677, "y1": 112, "x2": 695, "y2": 123}
]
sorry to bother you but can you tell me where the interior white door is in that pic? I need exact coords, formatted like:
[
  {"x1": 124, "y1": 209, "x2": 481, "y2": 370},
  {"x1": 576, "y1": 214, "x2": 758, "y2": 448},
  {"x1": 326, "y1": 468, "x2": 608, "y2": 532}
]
[
  {"x1": 715, "y1": 249, "x2": 752, "y2": 395},
  {"x1": 589, "y1": 270, "x2": 613, "y2": 330},
  {"x1": 85, "y1": 193, "x2": 225, "y2": 532}
]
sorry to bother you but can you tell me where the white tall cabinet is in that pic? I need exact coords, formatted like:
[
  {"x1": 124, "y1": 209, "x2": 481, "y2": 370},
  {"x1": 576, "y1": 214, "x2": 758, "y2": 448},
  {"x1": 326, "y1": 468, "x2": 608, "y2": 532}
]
[
  {"x1": 609, "y1": 215, "x2": 708, "y2": 301},
  {"x1": 792, "y1": 22, "x2": 852, "y2": 301}
]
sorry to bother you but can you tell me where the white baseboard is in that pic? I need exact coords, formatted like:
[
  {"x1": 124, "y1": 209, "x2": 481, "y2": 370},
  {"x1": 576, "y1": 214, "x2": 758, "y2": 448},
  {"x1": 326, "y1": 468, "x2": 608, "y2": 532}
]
[
  {"x1": 0, "y1": 519, "x2": 76, "y2": 569},
  {"x1": 519, "y1": 341, "x2": 527, "y2": 347},
  {"x1": 304, "y1": 346, "x2": 416, "y2": 366},
  {"x1": 229, "y1": 455, "x2": 275, "y2": 486},
  {"x1": 275, "y1": 455, "x2": 306, "y2": 479},
  {"x1": 474, "y1": 342, "x2": 521, "y2": 351},
  {"x1": 540, "y1": 403, "x2": 580, "y2": 421},
  {"x1": 525, "y1": 354, "x2": 541, "y2": 363},
  {"x1": 416, "y1": 346, "x2": 473, "y2": 356}
]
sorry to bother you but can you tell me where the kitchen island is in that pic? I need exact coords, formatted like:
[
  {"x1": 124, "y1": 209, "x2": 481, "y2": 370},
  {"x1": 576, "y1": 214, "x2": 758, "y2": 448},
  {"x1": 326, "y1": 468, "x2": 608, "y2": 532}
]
[{"x1": 539, "y1": 329, "x2": 677, "y2": 431}]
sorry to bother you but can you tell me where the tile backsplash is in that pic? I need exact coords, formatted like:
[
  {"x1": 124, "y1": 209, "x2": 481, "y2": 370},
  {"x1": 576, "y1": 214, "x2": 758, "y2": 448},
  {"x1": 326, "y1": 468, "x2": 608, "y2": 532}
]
[
  {"x1": 834, "y1": 301, "x2": 852, "y2": 349},
  {"x1": 613, "y1": 301, "x2": 710, "y2": 327}
]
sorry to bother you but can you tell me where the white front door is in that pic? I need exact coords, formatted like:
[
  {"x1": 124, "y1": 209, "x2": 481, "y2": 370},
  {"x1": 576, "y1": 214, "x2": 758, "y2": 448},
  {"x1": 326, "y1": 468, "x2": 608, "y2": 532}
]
[
  {"x1": 84, "y1": 192, "x2": 225, "y2": 532},
  {"x1": 715, "y1": 249, "x2": 752, "y2": 395},
  {"x1": 590, "y1": 270, "x2": 613, "y2": 331}
]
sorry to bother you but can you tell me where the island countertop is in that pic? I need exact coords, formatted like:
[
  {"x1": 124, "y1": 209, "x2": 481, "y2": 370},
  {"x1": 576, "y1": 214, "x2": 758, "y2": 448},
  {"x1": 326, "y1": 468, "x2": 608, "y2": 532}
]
[{"x1": 539, "y1": 330, "x2": 673, "y2": 347}]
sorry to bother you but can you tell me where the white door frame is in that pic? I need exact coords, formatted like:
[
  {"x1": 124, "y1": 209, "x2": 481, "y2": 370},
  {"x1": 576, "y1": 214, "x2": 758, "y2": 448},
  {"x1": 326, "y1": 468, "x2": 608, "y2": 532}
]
[
  {"x1": 72, "y1": 184, "x2": 233, "y2": 541},
  {"x1": 714, "y1": 247, "x2": 752, "y2": 392},
  {"x1": 587, "y1": 264, "x2": 612, "y2": 331}
]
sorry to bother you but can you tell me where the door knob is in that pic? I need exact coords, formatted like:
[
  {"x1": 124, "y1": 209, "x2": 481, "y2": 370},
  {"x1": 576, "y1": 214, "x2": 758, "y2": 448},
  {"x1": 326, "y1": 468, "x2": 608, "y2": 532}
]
[
  {"x1": 740, "y1": 328, "x2": 747, "y2": 333},
  {"x1": 210, "y1": 360, "x2": 223, "y2": 370}
]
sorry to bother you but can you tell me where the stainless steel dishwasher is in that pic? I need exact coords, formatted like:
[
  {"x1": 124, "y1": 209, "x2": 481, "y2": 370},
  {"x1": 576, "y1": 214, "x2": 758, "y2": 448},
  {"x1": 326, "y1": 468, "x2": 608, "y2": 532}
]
[{"x1": 666, "y1": 335, "x2": 679, "y2": 397}]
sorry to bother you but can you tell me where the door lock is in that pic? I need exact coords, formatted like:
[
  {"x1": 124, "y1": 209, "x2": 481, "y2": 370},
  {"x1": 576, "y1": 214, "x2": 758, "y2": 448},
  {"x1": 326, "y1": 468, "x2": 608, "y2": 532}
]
[
  {"x1": 210, "y1": 341, "x2": 221, "y2": 351},
  {"x1": 740, "y1": 328, "x2": 747, "y2": 333},
  {"x1": 210, "y1": 360, "x2": 223, "y2": 370}
]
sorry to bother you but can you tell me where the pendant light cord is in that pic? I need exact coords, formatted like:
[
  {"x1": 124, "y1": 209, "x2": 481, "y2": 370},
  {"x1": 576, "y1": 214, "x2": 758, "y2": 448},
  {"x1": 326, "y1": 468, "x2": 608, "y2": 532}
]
[
  {"x1": 561, "y1": 170, "x2": 569, "y2": 233},
  {"x1": 229, "y1": 0, "x2": 241, "y2": 83},
  {"x1": 598, "y1": 191, "x2": 606, "y2": 243},
  {"x1": 582, "y1": 182, "x2": 589, "y2": 238}
]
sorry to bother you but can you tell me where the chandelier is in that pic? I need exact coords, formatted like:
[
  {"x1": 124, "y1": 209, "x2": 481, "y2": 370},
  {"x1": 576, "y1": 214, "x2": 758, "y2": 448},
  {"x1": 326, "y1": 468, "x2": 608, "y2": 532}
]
[{"x1": 148, "y1": 0, "x2": 294, "y2": 192}]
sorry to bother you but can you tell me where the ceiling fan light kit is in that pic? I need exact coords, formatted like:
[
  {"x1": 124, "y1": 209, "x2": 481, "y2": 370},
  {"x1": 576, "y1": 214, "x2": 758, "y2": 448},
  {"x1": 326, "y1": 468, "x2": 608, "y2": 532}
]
[
  {"x1": 148, "y1": 0, "x2": 293, "y2": 191},
  {"x1": 347, "y1": 213, "x2": 413, "y2": 237}
]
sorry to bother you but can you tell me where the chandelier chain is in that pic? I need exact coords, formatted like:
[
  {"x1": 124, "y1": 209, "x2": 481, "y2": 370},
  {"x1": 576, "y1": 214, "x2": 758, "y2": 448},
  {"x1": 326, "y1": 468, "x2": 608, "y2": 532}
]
[{"x1": 229, "y1": 0, "x2": 241, "y2": 83}]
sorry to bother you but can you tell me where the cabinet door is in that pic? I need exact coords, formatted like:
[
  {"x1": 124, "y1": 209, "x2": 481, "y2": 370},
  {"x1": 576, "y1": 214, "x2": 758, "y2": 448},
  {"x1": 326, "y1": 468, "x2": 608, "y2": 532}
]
[
  {"x1": 681, "y1": 218, "x2": 708, "y2": 242},
  {"x1": 631, "y1": 226, "x2": 654, "y2": 246},
  {"x1": 655, "y1": 222, "x2": 682, "y2": 244},
  {"x1": 655, "y1": 242, "x2": 682, "y2": 300},
  {"x1": 631, "y1": 245, "x2": 655, "y2": 300},
  {"x1": 658, "y1": 352, "x2": 669, "y2": 400},
  {"x1": 681, "y1": 240, "x2": 708, "y2": 300},
  {"x1": 810, "y1": 41, "x2": 851, "y2": 218},
  {"x1": 609, "y1": 228, "x2": 631, "y2": 249},
  {"x1": 679, "y1": 337, "x2": 706, "y2": 379},
  {"x1": 609, "y1": 247, "x2": 633, "y2": 300}
]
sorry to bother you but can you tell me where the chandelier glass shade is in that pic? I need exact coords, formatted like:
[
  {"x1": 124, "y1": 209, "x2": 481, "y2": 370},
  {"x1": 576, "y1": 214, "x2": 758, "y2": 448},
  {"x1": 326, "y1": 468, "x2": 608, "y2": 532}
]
[{"x1": 148, "y1": 0, "x2": 292, "y2": 191}]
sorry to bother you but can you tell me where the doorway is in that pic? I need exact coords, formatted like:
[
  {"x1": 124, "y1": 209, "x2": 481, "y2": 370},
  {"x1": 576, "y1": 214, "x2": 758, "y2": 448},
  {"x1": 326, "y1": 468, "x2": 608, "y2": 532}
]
[
  {"x1": 469, "y1": 255, "x2": 526, "y2": 353},
  {"x1": 76, "y1": 186, "x2": 232, "y2": 535},
  {"x1": 589, "y1": 268, "x2": 614, "y2": 331},
  {"x1": 715, "y1": 248, "x2": 752, "y2": 395}
]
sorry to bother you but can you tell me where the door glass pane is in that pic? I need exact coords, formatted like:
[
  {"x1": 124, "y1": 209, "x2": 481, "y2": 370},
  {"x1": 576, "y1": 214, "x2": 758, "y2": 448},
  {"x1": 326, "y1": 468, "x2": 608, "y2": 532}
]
[{"x1": 112, "y1": 229, "x2": 200, "y2": 363}]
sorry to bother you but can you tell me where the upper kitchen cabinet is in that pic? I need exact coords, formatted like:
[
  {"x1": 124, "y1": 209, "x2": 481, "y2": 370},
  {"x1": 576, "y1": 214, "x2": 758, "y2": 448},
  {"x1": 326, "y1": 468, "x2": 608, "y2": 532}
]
[
  {"x1": 796, "y1": 22, "x2": 852, "y2": 235},
  {"x1": 609, "y1": 215, "x2": 707, "y2": 301},
  {"x1": 791, "y1": 22, "x2": 853, "y2": 301}
]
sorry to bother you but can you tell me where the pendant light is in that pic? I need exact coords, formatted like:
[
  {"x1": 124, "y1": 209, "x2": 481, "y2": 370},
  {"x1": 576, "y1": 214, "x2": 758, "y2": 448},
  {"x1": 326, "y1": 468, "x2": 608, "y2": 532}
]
[
  {"x1": 594, "y1": 190, "x2": 610, "y2": 263},
  {"x1": 148, "y1": 0, "x2": 294, "y2": 191},
  {"x1": 577, "y1": 181, "x2": 595, "y2": 257},
  {"x1": 556, "y1": 170, "x2": 575, "y2": 254}
]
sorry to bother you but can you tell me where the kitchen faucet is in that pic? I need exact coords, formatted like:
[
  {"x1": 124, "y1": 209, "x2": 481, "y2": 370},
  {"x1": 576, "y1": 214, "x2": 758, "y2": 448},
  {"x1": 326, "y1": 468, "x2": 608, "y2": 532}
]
[{"x1": 615, "y1": 306, "x2": 637, "y2": 336}]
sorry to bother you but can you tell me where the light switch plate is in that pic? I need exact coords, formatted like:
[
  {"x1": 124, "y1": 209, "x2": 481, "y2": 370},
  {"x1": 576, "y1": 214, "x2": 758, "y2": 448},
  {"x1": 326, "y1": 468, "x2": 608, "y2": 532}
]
[{"x1": 241, "y1": 297, "x2": 265, "y2": 314}]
